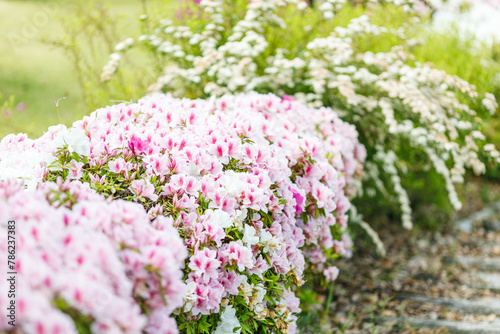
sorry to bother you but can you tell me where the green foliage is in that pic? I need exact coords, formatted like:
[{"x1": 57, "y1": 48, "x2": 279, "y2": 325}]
[
  {"x1": 0, "y1": 92, "x2": 15, "y2": 117},
  {"x1": 296, "y1": 288, "x2": 325, "y2": 333},
  {"x1": 42, "y1": 0, "x2": 151, "y2": 111},
  {"x1": 0, "y1": 0, "x2": 147, "y2": 138},
  {"x1": 409, "y1": 28, "x2": 500, "y2": 103},
  {"x1": 53, "y1": 297, "x2": 93, "y2": 334},
  {"x1": 0, "y1": 92, "x2": 22, "y2": 134}
]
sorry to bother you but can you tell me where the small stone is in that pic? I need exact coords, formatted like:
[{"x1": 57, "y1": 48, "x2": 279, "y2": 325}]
[
  {"x1": 382, "y1": 309, "x2": 396, "y2": 317},
  {"x1": 455, "y1": 218, "x2": 473, "y2": 233},
  {"x1": 364, "y1": 294, "x2": 378, "y2": 304},
  {"x1": 491, "y1": 246, "x2": 500, "y2": 256},
  {"x1": 483, "y1": 220, "x2": 500, "y2": 232},
  {"x1": 417, "y1": 239, "x2": 430, "y2": 249}
]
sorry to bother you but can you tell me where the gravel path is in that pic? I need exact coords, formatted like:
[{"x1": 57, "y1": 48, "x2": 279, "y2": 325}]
[{"x1": 323, "y1": 201, "x2": 500, "y2": 333}]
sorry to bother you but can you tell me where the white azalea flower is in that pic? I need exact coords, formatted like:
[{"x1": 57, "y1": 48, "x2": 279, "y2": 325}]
[
  {"x1": 253, "y1": 284, "x2": 266, "y2": 304},
  {"x1": 242, "y1": 224, "x2": 259, "y2": 246},
  {"x1": 54, "y1": 128, "x2": 90, "y2": 156},
  {"x1": 259, "y1": 230, "x2": 280, "y2": 253},
  {"x1": 232, "y1": 209, "x2": 247, "y2": 228},
  {"x1": 187, "y1": 161, "x2": 202, "y2": 176},
  {"x1": 213, "y1": 305, "x2": 241, "y2": 334},
  {"x1": 238, "y1": 276, "x2": 254, "y2": 303},
  {"x1": 206, "y1": 209, "x2": 233, "y2": 228},
  {"x1": 183, "y1": 281, "x2": 197, "y2": 312},
  {"x1": 218, "y1": 171, "x2": 242, "y2": 197},
  {"x1": 0, "y1": 149, "x2": 53, "y2": 190}
]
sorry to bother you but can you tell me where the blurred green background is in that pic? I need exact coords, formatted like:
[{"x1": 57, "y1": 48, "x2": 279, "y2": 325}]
[
  {"x1": 0, "y1": 0, "x2": 144, "y2": 137},
  {"x1": 1, "y1": 0, "x2": 499, "y2": 138}
]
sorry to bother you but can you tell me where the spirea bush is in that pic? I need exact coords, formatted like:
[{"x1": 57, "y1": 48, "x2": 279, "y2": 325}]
[
  {"x1": 100, "y1": 0, "x2": 499, "y2": 228},
  {"x1": 0, "y1": 92, "x2": 364, "y2": 333},
  {"x1": 0, "y1": 179, "x2": 186, "y2": 334}
]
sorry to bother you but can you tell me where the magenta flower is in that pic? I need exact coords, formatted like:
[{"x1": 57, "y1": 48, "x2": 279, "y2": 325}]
[
  {"x1": 290, "y1": 187, "x2": 304, "y2": 215},
  {"x1": 128, "y1": 135, "x2": 149, "y2": 155},
  {"x1": 281, "y1": 94, "x2": 296, "y2": 102}
]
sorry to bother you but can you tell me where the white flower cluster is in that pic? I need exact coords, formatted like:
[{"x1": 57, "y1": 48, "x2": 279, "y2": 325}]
[
  {"x1": 0, "y1": 127, "x2": 91, "y2": 190},
  {"x1": 374, "y1": 149, "x2": 413, "y2": 229},
  {"x1": 213, "y1": 305, "x2": 241, "y2": 334},
  {"x1": 101, "y1": 0, "x2": 498, "y2": 227}
]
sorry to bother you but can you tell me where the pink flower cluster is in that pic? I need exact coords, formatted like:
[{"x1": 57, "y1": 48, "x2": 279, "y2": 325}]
[
  {"x1": 217, "y1": 93, "x2": 364, "y2": 270},
  {"x1": 0, "y1": 92, "x2": 364, "y2": 333},
  {"x1": 0, "y1": 179, "x2": 186, "y2": 334}
]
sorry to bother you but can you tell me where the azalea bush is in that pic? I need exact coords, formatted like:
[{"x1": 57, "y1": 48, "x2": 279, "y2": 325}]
[
  {"x1": 95, "y1": 0, "x2": 499, "y2": 229},
  {"x1": 0, "y1": 179, "x2": 186, "y2": 334},
  {"x1": 0, "y1": 92, "x2": 364, "y2": 333}
]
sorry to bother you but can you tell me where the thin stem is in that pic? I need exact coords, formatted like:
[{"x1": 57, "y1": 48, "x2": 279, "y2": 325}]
[{"x1": 323, "y1": 283, "x2": 335, "y2": 322}]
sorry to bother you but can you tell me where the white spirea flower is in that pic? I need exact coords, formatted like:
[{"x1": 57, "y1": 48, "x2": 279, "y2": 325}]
[
  {"x1": 297, "y1": 2, "x2": 308, "y2": 10},
  {"x1": 484, "y1": 143, "x2": 496, "y2": 151},
  {"x1": 109, "y1": 53, "x2": 121, "y2": 61},
  {"x1": 213, "y1": 305, "x2": 241, "y2": 334},
  {"x1": 482, "y1": 93, "x2": 498, "y2": 114}
]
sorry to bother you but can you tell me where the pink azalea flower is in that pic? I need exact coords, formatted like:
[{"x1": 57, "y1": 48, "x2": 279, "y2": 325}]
[
  {"x1": 89, "y1": 173, "x2": 106, "y2": 185},
  {"x1": 108, "y1": 157, "x2": 127, "y2": 174},
  {"x1": 281, "y1": 95, "x2": 296, "y2": 102},
  {"x1": 202, "y1": 219, "x2": 226, "y2": 247},
  {"x1": 67, "y1": 160, "x2": 84, "y2": 180},
  {"x1": 220, "y1": 240, "x2": 254, "y2": 272},
  {"x1": 323, "y1": 266, "x2": 340, "y2": 283},
  {"x1": 188, "y1": 248, "x2": 221, "y2": 282},
  {"x1": 218, "y1": 270, "x2": 242, "y2": 296},
  {"x1": 130, "y1": 179, "x2": 159, "y2": 201},
  {"x1": 0, "y1": 180, "x2": 185, "y2": 333},
  {"x1": 128, "y1": 135, "x2": 149, "y2": 155}
]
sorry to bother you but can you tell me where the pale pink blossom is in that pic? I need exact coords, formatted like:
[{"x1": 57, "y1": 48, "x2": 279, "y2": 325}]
[
  {"x1": 130, "y1": 179, "x2": 159, "y2": 201},
  {"x1": 323, "y1": 266, "x2": 340, "y2": 282},
  {"x1": 220, "y1": 240, "x2": 255, "y2": 272},
  {"x1": 188, "y1": 248, "x2": 221, "y2": 282}
]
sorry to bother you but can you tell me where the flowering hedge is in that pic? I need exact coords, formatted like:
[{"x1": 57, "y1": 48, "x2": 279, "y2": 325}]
[
  {"x1": 100, "y1": 0, "x2": 499, "y2": 228},
  {"x1": 0, "y1": 179, "x2": 186, "y2": 334},
  {"x1": 0, "y1": 92, "x2": 364, "y2": 333}
]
